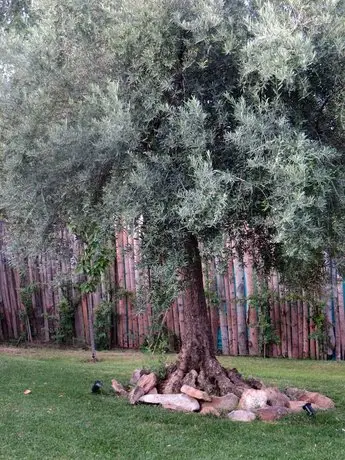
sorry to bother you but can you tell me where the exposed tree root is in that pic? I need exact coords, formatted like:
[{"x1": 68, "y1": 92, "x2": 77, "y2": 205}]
[{"x1": 160, "y1": 352, "x2": 262, "y2": 397}]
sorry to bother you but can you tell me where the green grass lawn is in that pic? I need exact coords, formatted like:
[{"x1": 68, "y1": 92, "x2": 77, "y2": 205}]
[{"x1": 0, "y1": 347, "x2": 344, "y2": 460}]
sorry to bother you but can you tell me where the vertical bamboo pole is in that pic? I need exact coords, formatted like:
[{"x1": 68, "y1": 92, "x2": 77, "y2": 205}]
[
  {"x1": 309, "y1": 302, "x2": 317, "y2": 359},
  {"x1": 279, "y1": 279, "x2": 287, "y2": 358},
  {"x1": 123, "y1": 230, "x2": 132, "y2": 349},
  {"x1": 333, "y1": 273, "x2": 341, "y2": 361},
  {"x1": 215, "y1": 266, "x2": 229, "y2": 355},
  {"x1": 271, "y1": 273, "x2": 281, "y2": 357},
  {"x1": 223, "y1": 264, "x2": 233, "y2": 355},
  {"x1": 302, "y1": 292, "x2": 309, "y2": 358},
  {"x1": 337, "y1": 277, "x2": 345, "y2": 360},
  {"x1": 244, "y1": 252, "x2": 258, "y2": 356},
  {"x1": 133, "y1": 233, "x2": 144, "y2": 346},
  {"x1": 233, "y1": 254, "x2": 248, "y2": 355},
  {"x1": 128, "y1": 232, "x2": 139, "y2": 348},
  {"x1": 115, "y1": 230, "x2": 125, "y2": 348},
  {"x1": 285, "y1": 291, "x2": 292, "y2": 358},
  {"x1": 297, "y1": 298, "x2": 303, "y2": 358},
  {"x1": 228, "y1": 255, "x2": 238, "y2": 355},
  {"x1": 291, "y1": 299, "x2": 299, "y2": 358},
  {"x1": 40, "y1": 255, "x2": 50, "y2": 342}
]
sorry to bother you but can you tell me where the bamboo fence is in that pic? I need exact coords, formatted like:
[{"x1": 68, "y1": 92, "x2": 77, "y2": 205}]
[{"x1": 0, "y1": 222, "x2": 344, "y2": 360}]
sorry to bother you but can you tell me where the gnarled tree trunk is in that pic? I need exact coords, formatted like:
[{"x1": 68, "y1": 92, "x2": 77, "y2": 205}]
[{"x1": 162, "y1": 234, "x2": 259, "y2": 396}]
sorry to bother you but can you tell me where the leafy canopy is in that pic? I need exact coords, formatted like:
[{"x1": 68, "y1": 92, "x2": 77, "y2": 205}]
[{"x1": 1, "y1": 0, "x2": 345, "y2": 287}]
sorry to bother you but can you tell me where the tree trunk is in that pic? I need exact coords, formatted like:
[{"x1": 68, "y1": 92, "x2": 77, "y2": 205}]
[{"x1": 163, "y1": 234, "x2": 260, "y2": 396}]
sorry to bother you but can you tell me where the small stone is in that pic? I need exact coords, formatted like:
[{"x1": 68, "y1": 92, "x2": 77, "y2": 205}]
[
  {"x1": 238, "y1": 389, "x2": 268, "y2": 411},
  {"x1": 288, "y1": 400, "x2": 306, "y2": 413},
  {"x1": 111, "y1": 379, "x2": 128, "y2": 397},
  {"x1": 129, "y1": 369, "x2": 144, "y2": 386},
  {"x1": 129, "y1": 386, "x2": 145, "y2": 404},
  {"x1": 23, "y1": 389, "x2": 32, "y2": 395},
  {"x1": 180, "y1": 384, "x2": 212, "y2": 401},
  {"x1": 200, "y1": 406, "x2": 221, "y2": 417},
  {"x1": 284, "y1": 387, "x2": 305, "y2": 400},
  {"x1": 201, "y1": 393, "x2": 239, "y2": 413},
  {"x1": 137, "y1": 373, "x2": 158, "y2": 394},
  {"x1": 228, "y1": 410, "x2": 256, "y2": 422},
  {"x1": 264, "y1": 387, "x2": 290, "y2": 408},
  {"x1": 139, "y1": 393, "x2": 200, "y2": 412},
  {"x1": 257, "y1": 406, "x2": 289, "y2": 422}
]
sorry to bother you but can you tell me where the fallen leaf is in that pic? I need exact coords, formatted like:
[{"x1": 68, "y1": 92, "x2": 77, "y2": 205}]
[{"x1": 23, "y1": 389, "x2": 32, "y2": 395}]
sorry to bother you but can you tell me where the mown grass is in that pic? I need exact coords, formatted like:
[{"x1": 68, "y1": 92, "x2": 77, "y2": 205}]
[{"x1": 0, "y1": 347, "x2": 344, "y2": 460}]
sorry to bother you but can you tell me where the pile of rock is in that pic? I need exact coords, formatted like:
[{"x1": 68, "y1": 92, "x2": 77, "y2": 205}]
[{"x1": 111, "y1": 370, "x2": 335, "y2": 422}]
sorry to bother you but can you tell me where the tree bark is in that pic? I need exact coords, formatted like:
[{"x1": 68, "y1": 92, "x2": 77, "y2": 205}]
[{"x1": 163, "y1": 234, "x2": 258, "y2": 396}]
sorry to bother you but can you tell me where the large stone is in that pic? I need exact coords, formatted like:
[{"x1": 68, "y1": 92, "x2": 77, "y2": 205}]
[
  {"x1": 200, "y1": 406, "x2": 221, "y2": 417},
  {"x1": 128, "y1": 373, "x2": 157, "y2": 404},
  {"x1": 139, "y1": 393, "x2": 200, "y2": 412},
  {"x1": 284, "y1": 387, "x2": 305, "y2": 400},
  {"x1": 129, "y1": 386, "x2": 145, "y2": 404},
  {"x1": 181, "y1": 385, "x2": 212, "y2": 402},
  {"x1": 288, "y1": 400, "x2": 320, "y2": 413},
  {"x1": 256, "y1": 406, "x2": 289, "y2": 422},
  {"x1": 288, "y1": 400, "x2": 306, "y2": 413},
  {"x1": 137, "y1": 373, "x2": 158, "y2": 393},
  {"x1": 111, "y1": 379, "x2": 128, "y2": 397},
  {"x1": 228, "y1": 410, "x2": 256, "y2": 422},
  {"x1": 201, "y1": 393, "x2": 239, "y2": 413},
  {"x1": 264, "y1": 387, "x2": 290, "y2": 408},
  {"x1": 297, "y1": 391, "x2": 335, "y2": 410},
  {"x1": 129, "y1": 369, "x2": 144, "y2": 386},
  {"x1": 238, "y1": 389, "x2": 268, "y2": 411}
]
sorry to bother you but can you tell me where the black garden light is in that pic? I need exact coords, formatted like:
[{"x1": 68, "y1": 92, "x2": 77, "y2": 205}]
[
  {"x1": 302, "y1": 402, "x2": 316, "y2": 416},
  {"x1": 91, "y1": 380, "x2": 103, "y2": 393}
]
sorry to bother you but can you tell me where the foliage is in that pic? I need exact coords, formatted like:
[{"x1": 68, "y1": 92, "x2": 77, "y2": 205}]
[
  {"x1": 94, "y1": 300, "x2": 112, "y2": 350},
  {"x1": 1, "y1": 0, "x2": 345, "y2": 333},
  {"x1": 248, "y1": 288, "x2": 280, "y2": 357},
  {"x1": 54, "y1": 296, "x2": 74, "y2": 344}
]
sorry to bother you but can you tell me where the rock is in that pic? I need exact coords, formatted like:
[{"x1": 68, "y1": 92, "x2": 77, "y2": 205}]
[
  {"x1": 256, "y1": 406, "x2": 289, "y2": 422},
  {"x1": 284, "y1": 387, "x2": 305, "y2": 400},
  {"x1": 148, "y1": 387, "x2": 158, "y2": 395},
  {"x1": 129, "y1": 372, "x2": 158, "y2": 403},
  {"x1": 228, "y1": 410, "x2": 256, "y2": 422},
  {"x1": 129, "y1": 369, "x2": 144, "y2": 386},
  {"x1": 238, "y1": 389, "x2": 268, "y2": 411},
  {"x1": 288, "y1": 401, "x2": 320, "y2": 413},
  {"x1": 200, "y1": 406, "x2": 221, "y2": 417},
  {"x1": 180, "y1": 384, "x2": 212, "y2": 401},
  {"x1": 111, "y1": 379, "x2": 128, "y2": 397},
  {"x1": 288, "y1": 400, "x2": 306, "y2": 413},
  {"x1": 182, "y1": 370, "x2": 198, "y2": 387},
  {"x1": 129, "y1": 386, "x2": 145, "y2": 404},
  {"x1": 139, "y1": 393, "x2": 200, "y2": 412},
  {"x1": 201, "y1": 393, "x2": 239, "y2": 413},
  {"x1": 137, "y1": 373, "x2": 158, "y2": 394},
  {"x1": 264, "y1": 387, "x2": 290, "y2": 408},
  {"x1": 297, "y1": 391, "x2": 335, "y2": 410}
]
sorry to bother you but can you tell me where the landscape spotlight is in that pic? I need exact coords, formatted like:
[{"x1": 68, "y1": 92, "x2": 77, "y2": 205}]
[
  {"x1": 91, "y1": 380, "x2": 103, "y2": 393},
  {"x1": 302, "y1": 402, "x2": 315, "y2": 416}
]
